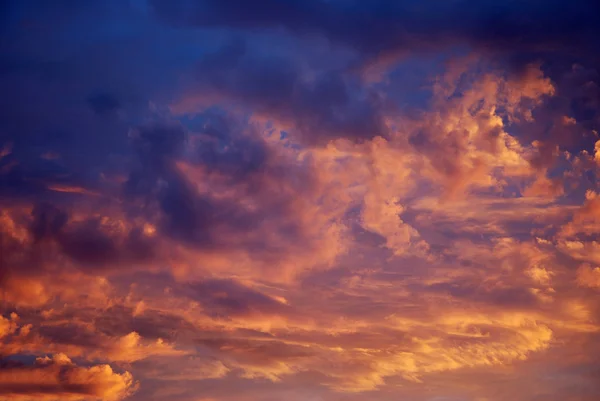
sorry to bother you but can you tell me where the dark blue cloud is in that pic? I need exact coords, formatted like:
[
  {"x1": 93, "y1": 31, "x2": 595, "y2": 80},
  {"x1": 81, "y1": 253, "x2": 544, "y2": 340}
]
[
  {"x1": 150, "y1": 0, "x2": 600, "y2": 60},
  {"x1": 187, "y1": 39, "x2": 388, "y2": 145},
  {"x1": 87, "y1": 92, "x2": 121, "y2": 115},
  {"x1": 0, "y1": 0, "x2": 202, "y2": 203}
]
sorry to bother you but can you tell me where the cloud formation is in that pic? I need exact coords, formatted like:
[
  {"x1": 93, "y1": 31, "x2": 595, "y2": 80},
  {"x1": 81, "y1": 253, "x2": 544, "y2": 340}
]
[
  {"x1": 1, "y1": 1, "x2": 600, "y2": 401},
  {"x1": 0, "y1": 354, "x2": 136, "y2": 401}
]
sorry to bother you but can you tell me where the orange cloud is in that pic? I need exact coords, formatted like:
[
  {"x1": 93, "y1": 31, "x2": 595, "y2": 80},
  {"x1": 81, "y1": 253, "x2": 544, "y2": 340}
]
[
  {"x1": 1, "y1": 51, "x2": 599, "y2": 401},
  {"x1": 0, "y1": 354, "x2": 136, "y2": 401},
  {"x1": 576, "y1": 264, "x2": 600, "y2": 289}
]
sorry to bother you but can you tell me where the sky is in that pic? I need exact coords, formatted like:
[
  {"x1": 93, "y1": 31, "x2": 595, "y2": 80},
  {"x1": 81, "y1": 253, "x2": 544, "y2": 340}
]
[{"x1": 1, "y1": 1, "x2": 600, "y2": 400}]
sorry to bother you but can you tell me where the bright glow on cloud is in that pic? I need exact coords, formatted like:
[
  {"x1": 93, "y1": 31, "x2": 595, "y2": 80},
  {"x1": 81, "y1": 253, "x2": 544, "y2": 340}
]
[{"x1": 1, "y1": 1, "x2": 600, "y2": 400}]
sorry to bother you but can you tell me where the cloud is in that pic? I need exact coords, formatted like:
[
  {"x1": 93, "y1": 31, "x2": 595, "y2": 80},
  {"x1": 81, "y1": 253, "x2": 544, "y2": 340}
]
[
  {"x1": 134, "y1": 354, "x2": 229, "y2": 381},
  {"x1": 149, "y1": 0, "x2": 600, "y2": 64},
  {"x1": 1, "y1": 316, "x2": 184, "y2": 364},
  {"x1": 122, "y1": 115, "x2": 351, "y2": 279},
  {"x1": 0, "y1": 314, "x2": 18, "y2": 339},
  {"x1": 172, "y1": 40, "x2": 388, "y2": 145},
  {"x1": 405, "y1": 59, "x2": 555, "y2": 197},
  {"x1": 87, "y1": 92, "x2": 121, "y2": 116},
  {"x1": 186, "y1": 279, "x2": 292, "y2": 318},
  {"x1": 1, "y1": 2, "x2": 600, "y2": 401},
  {"x1": 576, "y1": 264, "x2": 600, "y2": 289},
  {"x1": 0, "y1": 354, "x2": 136, "y2": 401}
]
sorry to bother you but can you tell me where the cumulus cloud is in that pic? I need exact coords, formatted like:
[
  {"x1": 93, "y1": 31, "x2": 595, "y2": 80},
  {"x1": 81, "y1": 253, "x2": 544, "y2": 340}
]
[
  {"x1": 576, "y1": 264, "x2": 600, "y2": 289},
  {"x1": 0, "y1": 354, "x2": 136, "y2": 401}
]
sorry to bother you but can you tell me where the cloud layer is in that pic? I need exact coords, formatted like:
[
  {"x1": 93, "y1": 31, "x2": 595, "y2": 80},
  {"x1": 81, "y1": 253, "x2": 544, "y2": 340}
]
[{"x1": 1, "y1": 1, "x2": 600, "y2": 401}]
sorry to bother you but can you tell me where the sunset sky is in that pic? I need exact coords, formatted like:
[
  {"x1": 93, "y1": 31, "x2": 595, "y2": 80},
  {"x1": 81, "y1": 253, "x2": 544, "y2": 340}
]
[{"x1": 1, "y1": 1, "x2": 600, "y2": 400}]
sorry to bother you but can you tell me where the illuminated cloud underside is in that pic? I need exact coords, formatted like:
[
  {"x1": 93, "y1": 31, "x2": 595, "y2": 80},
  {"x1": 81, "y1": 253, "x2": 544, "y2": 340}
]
[{"x1": 1, "y1": 1, "x2": 600, "y2": 400}]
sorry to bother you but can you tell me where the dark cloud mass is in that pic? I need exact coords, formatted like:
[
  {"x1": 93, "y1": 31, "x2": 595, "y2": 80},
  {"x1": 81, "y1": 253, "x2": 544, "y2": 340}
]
[
  {"x1": 150, "y1": 0, "x2": 600, "y2": 59},
  {"x1": 1, "y1": 1, "x2": 600, "y2": 401},
  {"x1": 187, "y1": 40, "x2": 388, "y2": 144},
  {"x1": 87, "y1": 92, "x2": 121, "y2": 115}
]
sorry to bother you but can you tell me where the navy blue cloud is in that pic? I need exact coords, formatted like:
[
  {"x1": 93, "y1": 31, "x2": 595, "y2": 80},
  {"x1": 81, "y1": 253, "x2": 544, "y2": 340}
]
[
  {"x1": 0, "y1": 0, "x2": 202, "y2": 203},
  {"x1": 150, "y1": 0, "x2": 600, "y2": 60},
  {"x1": 87, "y1": 92, "x2": 121, "y2": 116},
  {"x1": 189, "y1": 39, "x2": 388, "y2": 145}
]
